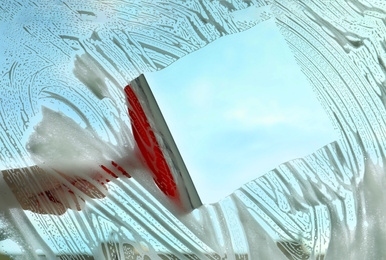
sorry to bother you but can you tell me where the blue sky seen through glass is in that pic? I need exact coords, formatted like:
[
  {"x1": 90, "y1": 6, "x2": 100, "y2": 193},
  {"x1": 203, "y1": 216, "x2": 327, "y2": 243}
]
[{"x1": 146, "y1": 19, "x2": 338, "y2": 204}]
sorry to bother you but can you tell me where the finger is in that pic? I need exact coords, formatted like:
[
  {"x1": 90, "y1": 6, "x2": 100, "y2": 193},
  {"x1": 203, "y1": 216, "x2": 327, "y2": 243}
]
[
  {"x1": 56, "y1": 171, "x2": 107, "y2": 199},
  {"x1": 72, "y1": 178, "x2": 107, "y2": 199},
  {"x1": 31, "y1": 192, "x2": 67, "y2": 215},
  {"x1": 56, "y1": 186, "x2": 85, "y2": 211}
]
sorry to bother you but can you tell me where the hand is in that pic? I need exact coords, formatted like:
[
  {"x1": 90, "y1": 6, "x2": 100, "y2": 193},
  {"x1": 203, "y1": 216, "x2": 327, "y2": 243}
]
[{"x1": 2, "y1": 166, "x2": 107, "y2": 215}]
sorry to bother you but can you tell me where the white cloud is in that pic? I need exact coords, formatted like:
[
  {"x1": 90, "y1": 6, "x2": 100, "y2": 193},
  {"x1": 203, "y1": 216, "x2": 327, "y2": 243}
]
[
  {"x1": 187, "y1": 80, "x2": 215, "y2": 109},
  {"x1": 226, "y1": 106, "x2": 287, "y2": 126}
]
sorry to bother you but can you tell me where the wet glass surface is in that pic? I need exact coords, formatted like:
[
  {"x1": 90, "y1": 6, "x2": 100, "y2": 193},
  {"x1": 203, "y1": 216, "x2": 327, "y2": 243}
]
[{"x1": 1, "y1": 0, "x2": 386, "y2": 259}]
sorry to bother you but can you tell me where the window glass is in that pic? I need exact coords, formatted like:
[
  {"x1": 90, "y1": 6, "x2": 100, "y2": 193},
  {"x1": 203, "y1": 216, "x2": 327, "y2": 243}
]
[{"x1": 1, "y1": 1, "x2": 385, "y2": 259}]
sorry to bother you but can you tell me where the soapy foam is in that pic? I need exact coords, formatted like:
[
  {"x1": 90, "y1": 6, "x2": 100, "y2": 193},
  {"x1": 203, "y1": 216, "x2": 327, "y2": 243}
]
[{"x1": 27, "y1": 106, "x2": 124, "y2": 177}]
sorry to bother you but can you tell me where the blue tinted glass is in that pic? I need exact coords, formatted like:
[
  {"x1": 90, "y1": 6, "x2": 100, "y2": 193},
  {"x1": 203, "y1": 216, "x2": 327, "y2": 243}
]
[{"x1": 1, "y1": 1, "x2": 385, "y2": 259}]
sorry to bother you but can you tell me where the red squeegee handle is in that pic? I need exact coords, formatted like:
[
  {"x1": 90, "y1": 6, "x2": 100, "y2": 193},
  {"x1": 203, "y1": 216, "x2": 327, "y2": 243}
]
[{"x1": 124, "y1": 84, "x2": 180, "y2": 203}]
